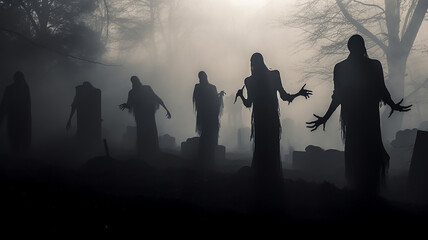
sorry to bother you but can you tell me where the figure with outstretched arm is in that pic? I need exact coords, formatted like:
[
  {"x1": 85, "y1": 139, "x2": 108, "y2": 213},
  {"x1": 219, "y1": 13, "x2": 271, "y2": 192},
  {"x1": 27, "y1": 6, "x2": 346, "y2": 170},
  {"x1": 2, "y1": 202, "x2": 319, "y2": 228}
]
[
  {"x1": 193, "y1": 71, "x2": 225, "y2": 169},
  {"x1": 235, "y1": 53, "x2": 312, "y2": 181},
  {"x1": 306, "y1": 35, "x2": 411, "y2": 197},
  {"x1": 119, "y1": 76, "x2": 171, "y2": 159},
  {"x1": 236, "y1": 83, "x2": 311, "y2": 107},
  {"x1": 119, "y1": 94, "x2": 171, "y2": 119},
  {"x1": 66, "y1": 82, "x2": 102, "y2": 148}
]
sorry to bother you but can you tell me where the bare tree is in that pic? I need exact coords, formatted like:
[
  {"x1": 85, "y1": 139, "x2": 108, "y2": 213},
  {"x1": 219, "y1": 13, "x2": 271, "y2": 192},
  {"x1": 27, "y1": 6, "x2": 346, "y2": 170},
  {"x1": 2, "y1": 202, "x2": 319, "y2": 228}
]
[
  {"x1": 287, "y1": 0, "x2": 427, "y2": 138},
  {"x1": 107, "y1": 0, "x2": 196, "y2": 62},
  {"x1": 0, "y1": 0, "x2": 109, "y2": 61}
]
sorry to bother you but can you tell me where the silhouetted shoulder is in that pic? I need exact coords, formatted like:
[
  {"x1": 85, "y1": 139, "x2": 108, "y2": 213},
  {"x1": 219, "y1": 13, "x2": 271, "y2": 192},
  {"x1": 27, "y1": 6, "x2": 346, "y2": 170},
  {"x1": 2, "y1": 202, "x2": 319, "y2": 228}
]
[
  {"x1": 334, "y1": 59, "x2": 348, "y2": 69},
  {"x1": 368, "y1": 58, "x2": 382, "y2": 68},
  {"x1": 209, "y1": 83, "x2": 217, "y2": 91},
  {"x1": 333, "y1": 60, "x2": 350, "y2": 78},
  {"x1": 143, "y1": 85, "x2": 155, "y2": 94},
  {"x1": 270, "y1": 69, "x2": 280, "y2": 77},
  {"x1": 244, "y1": 76, "x2": 254, "y2": 86}
]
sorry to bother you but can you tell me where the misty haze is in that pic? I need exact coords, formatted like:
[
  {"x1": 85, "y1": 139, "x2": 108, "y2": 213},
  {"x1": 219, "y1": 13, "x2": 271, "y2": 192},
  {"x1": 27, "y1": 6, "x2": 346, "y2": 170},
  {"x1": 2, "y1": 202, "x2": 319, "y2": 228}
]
[{"x1": 0, "y1": 0, "x2": 427, "y2": 234}]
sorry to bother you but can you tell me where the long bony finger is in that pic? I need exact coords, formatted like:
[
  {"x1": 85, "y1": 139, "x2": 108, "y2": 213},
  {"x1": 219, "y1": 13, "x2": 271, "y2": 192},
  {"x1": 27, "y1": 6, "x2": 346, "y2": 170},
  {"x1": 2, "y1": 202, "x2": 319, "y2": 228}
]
[
  {"x1": 388, "y1": 109, "x2": 394, "y2": 118},
  {"x1": 311, "y1": 125, "x2": 319, "y2": 132},
  {"x1": 301, "y1": 83, "x2": 306, "y2": 90}
]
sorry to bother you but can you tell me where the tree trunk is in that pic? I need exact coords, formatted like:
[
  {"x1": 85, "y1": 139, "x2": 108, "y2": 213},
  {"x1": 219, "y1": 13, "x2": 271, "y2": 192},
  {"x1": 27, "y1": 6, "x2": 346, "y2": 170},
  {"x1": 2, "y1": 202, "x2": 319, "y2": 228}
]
[
  {"x1": 381, "y1": 52, "x2": 408, "y2": 141},
  {"x1": 381, "y1": 0, "x2": 427, "y2": 141},
  {"x1": 149, "y1": 0, "x2": 158, "y2": 64}
]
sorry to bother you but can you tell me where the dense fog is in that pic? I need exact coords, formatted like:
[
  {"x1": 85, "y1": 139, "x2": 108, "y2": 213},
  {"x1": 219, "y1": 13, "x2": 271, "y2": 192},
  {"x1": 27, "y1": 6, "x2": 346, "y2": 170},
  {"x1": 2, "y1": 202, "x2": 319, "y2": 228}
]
[{"x1": 0, "y1": 0, "x2": 427, "y2": 167}]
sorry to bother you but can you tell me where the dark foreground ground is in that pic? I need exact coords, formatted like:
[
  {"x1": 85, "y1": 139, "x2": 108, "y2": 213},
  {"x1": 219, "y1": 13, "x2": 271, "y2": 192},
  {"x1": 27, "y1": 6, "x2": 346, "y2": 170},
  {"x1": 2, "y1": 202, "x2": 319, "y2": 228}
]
[{"x1": 1, "y1": 152, "x2": 428, "y2": 235}]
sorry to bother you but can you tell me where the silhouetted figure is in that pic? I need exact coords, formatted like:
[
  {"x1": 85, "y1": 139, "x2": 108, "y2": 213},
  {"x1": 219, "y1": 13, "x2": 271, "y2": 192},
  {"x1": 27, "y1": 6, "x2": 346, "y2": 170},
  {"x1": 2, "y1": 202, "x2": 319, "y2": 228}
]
[
  {"x1": 66, "y1": 82, "x2": 102, "y2": 147},
  {"x1": 0, "y1": 71, "x2": 31, "y2": 154},
  {"x1": 307, "y1": 35, "x2": 411, "y2": 196},
  {"x1": 193, "y1": 71, "x2": 225, "y2": 168},
  {"x1": 120, "y1": 76, "x2": 171, "y2": 159},
  {"x1": 236, "y1": 53, "x2": 312, "y2": 180}
]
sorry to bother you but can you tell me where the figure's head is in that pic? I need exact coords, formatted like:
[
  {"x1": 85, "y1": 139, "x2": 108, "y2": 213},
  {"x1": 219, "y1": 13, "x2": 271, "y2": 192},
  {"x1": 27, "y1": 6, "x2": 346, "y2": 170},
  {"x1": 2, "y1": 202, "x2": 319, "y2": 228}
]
[
  {"x1": 198, "y1": 71, "x2": 208, "y2": 84},
  {"x1": 250, "y1": 52, "x2": 267, "y2": 75},
  {"x1": 130, "y1": 76, "x2": 143, "y2": 88},
  {"x1": 347, "y1": 34, "x2": 367, "y2": 57},
  {"x1": 13, "y1": 71, "x2": 25, "y2": 84},
  {"x1": 82, "y1": 81, "x2": 94, "y2": 88}
]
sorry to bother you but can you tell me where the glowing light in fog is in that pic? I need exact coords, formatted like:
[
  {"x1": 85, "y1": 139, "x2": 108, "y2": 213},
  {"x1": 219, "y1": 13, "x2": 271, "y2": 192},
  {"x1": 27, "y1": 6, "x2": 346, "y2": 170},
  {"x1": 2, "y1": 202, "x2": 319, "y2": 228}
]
[{"x1": 232, "y1": 0, "x2": 267, "y2": 6}]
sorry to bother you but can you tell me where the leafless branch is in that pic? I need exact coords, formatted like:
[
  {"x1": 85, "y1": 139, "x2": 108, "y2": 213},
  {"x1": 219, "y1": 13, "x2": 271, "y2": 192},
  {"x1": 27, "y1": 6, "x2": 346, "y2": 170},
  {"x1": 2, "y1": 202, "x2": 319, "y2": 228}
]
[
  {"x1": 336, "y1": 0, "x2": 388, "y2": 52},
  {"x1": 352, "y1": 0, "x2": 385, "y2": 13},
  {"x1": 103, "y1": 0, "x2": 109, "y2": 41}
]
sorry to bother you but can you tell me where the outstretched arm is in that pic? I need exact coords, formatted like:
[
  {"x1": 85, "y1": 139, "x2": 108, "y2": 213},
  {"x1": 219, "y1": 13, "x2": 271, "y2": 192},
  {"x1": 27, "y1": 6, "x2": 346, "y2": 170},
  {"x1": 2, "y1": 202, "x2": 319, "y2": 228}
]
[
  {"x1": 119, "y1": 103, "x2": 129, "y2": 110},
  {"x1": 119, "y1": 92, "x2": 131, "y2": 111},
  {"x1": 306, "y1": 65, "x2": 339, "y2": 132},
  {"x1": 157, "y1": 96, "x2": 171, "y2": 119},
  {"x1": 306, "y1": 97, "x2": 340, "y2": 131},
  {"x1": 376, "y1": 61, "x2": 412, "y2": 117},
  {"x1": 387, "y1": 99, "x2": 412, "y2": 118},
  {"x1": 218, "y1": 90, "x2": 226, "y2": 98},
  {"x1": 279, "y1": 83, "x2": 312, "y2": 103},
  {"x1": 276, "y1": 71, "x2": 312, "y2": 103},
  {"x1": 236, "y1": 84, "x2": 252, "y2": 108}
]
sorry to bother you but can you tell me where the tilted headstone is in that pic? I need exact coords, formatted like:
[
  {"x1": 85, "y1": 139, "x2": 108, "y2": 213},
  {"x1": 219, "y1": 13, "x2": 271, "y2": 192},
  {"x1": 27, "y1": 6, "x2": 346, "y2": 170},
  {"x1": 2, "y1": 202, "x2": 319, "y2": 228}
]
[{"x1": 408, "y1": 130, "x2": 428, "y2": 201}]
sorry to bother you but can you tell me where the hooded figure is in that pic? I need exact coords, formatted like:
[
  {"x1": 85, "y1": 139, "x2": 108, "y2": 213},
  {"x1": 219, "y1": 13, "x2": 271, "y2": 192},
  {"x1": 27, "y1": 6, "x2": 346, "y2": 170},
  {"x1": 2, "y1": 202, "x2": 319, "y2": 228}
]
[
  {"x1": 67, "y1": 81, "x2": 102, "y2": 147},
  {"x1": 0, "y1": 71, "x2": 32, "y2": 154},
  {"x1": 236, "y1": 53, "x2": 312, "y2": 180},
  {"x1": 120, "y1": 76, "x2": 171, "y2": 159},
  {"x1": 307, "y1": 35, "x2": 411, "y2": 196},
  {"x1": 193, "y1": 71, "x2": 225, "y2": 168}
]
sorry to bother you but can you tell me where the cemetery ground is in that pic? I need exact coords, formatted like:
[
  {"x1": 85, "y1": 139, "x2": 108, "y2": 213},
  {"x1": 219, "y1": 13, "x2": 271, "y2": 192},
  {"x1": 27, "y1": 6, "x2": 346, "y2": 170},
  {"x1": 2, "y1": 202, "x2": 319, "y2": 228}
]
[{"x1": 1, "y1": 148, "x2": 428, "y2": 234}]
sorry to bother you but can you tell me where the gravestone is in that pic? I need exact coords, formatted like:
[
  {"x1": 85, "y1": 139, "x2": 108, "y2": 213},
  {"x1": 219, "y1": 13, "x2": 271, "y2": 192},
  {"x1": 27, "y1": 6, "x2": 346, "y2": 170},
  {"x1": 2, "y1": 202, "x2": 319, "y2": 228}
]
[
  {"x1": 408, "y1": 130, "x2": 428, "y2": 201},
  {"x1": 181, "y1": 137, "x2": 225, "y2": 161},
  {"x1": 75, "y1": 84, "x2": 101, "y2": 145},
  {"x1": 389, "y1": 128, "x2": 418, "y2": 174},
  {"x1": 292, "y1": 145, "x2": 345, "y2": 186},
  {"x1": 159, "y1": 134, "x2": 176, "y2": 150}
]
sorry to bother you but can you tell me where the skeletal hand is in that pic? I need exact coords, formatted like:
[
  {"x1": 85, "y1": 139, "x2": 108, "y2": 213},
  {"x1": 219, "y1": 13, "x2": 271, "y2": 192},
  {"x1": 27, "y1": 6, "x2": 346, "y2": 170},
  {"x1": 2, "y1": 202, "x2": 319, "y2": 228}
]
[
  {"x1": 119, "y1": 103, "x2": 128, "y2": 111},
  {"x1": 298, "y1": 84, "x2": 313, "y2": 99},
  {"x1": 388, "y1": 99, "x2": 412, "y2": 118},
  {"x1": 306, "y1": 114, "x2": 326, "y2": 132}
]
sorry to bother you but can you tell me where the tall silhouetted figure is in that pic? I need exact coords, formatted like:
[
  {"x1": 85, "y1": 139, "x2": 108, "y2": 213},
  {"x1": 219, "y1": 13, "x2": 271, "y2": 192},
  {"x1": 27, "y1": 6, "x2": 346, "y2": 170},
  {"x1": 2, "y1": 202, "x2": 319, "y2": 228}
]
[
  {"x1": 307, "y1": 35, "x2": 411, "y2": 196},
  {"x1": 120, "y1": 76, "x2": 171, "y2": 159},
  {"x1": 0, "y1": 71, "x2": 31, "y2": 155},
  {"x1": 193, "y1": 71, "x2": 225, "y2": 168},
  {"x1": 236, "y1": 53, "x2": 312, "y2": 180},
  {"x1": 66, "y1": 82, "x2": 102, "y2": 147}
]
